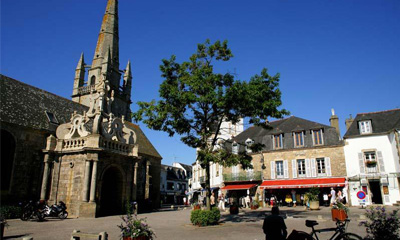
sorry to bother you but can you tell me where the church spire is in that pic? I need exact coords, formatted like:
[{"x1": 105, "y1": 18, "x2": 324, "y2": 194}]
[
  {"x1": 92, "y1": 0, "x2": 119, "y2": 70},
  {"x1": 72, "y1": 53, "x2": 85, "y2": 97}
]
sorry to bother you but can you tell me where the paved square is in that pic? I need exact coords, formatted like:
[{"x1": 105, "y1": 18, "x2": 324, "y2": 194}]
[{"x1": 4, "y1": 206, "x2": 398, "y2": 240}]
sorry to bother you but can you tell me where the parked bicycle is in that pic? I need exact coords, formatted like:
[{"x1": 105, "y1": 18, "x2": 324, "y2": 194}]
[{"x1": 288, "y1": 218, "x2": 362, "y2": 240}]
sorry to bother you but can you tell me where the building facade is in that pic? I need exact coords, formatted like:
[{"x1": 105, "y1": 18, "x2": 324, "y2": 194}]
[
  {"x1": 343, "y1": 109, "x2": 400, "y2": 206},
  {"x1": 0, "y1": 0, "x2": 162, "y2": 217},
  {"x1": 160, "y1": 163, "x2": 192, "y2": 205},
  {"x1": 222, "y1": 112, "x2": 347, "y2": 207}
]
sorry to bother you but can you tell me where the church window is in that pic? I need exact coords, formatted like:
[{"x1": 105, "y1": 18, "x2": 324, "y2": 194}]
[{"x1": 91, "y1": 76, "x2": 96, "y2": 85}]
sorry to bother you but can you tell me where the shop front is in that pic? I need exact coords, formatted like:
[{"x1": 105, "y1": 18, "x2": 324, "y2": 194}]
[
  {"x1": 259, "y1": 177, "x2": 346, "y2": 207},
  {"x1": 221, "y1": 183, "x2": 258, "y2": 207}
]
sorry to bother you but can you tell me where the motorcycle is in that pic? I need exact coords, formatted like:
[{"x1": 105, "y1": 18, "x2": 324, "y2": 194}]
[
  {"x1": 20, "y1": 200, "x2": 46, "y2": 221},
  {"x1": 43, "y1": 201, "x2": 68, "y2": 219}
]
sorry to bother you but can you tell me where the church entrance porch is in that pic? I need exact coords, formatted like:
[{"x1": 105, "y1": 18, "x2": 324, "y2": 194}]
[{"x1": 99, "y1": 166, "x2": 125, "y2": 216}]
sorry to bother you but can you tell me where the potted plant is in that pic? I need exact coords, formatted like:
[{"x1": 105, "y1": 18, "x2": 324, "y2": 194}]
[
  {"x1": 192, "y1": 203, "x2": 201, "y2": 210},
  {"x1": 229, "y1": 202, "x2": 239, "y2": 214},
  {"x1": 331, "y1": 200, "x2": 348, "y2": 221},
  {"x1": 0, "y1": 213, "x2": 9, "y2": 240},
  {"x1": 305, "y1": 187, "x2": 320, "y2": 210},
  {"x1": 366, "y1": 160, "x2": 377, "y2": 167},
  {"x1": 118, "y1": 214, "x2": 155, "y2": 240},
  {"x1": 250, "y1": 200, "x2": 259, "y2": 210}
]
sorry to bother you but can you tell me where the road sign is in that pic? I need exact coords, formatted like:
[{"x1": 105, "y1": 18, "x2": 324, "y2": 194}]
[{"x1": 357, "y1": 191, "x2": 366, "y2": 200}]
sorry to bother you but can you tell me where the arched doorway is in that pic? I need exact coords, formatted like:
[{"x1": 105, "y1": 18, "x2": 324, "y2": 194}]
[
  {"x1": 1, "y1": 129, "x2": 16, "y2": 192},
  {"x1": 100, "y1": 166, "x2": 124, "y2": 216}
]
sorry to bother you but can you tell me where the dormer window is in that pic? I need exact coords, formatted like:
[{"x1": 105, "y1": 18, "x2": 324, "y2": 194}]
[
  {"x1": 232, "y1": 142, "x2": 239, "y2": 155},
  {"x1": 293, "y1": 132, "x2": 304, "y2": 147},
  {"x1": 312, "y1": 129, "x2": 324, "y2": 145},
  {"x1": 273, "y1": 134, "x2": 283, "y2": 149},
  {"x1": 45, "y1": 111, "x2": 59, "y2": 125},
  {"x1": 245, "y1": 138, "x2": 254, "y2": 153},
  {"x1": 359, "y1": 120, "x2": 372, "y2": 134}
]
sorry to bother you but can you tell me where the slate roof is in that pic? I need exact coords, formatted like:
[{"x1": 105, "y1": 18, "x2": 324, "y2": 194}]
[
  {"x1": 233, "y1": 116, "x2": 342, "y2": 151},
  {"x1": 343, "y1": 109, "x2": 400, "y2": 138},
  {"x1": 0, "y1": 74, "x2": 162, "y2": 159}
]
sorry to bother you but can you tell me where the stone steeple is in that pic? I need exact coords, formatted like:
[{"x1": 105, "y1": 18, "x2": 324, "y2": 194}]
[{"x1": 71, "y1": 0, "x2": 132, "y2": 121}]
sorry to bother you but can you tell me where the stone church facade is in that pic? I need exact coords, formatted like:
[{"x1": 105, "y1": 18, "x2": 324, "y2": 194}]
[{"x1": 0, "y1": 0, "x2": 162, "y2": 217}]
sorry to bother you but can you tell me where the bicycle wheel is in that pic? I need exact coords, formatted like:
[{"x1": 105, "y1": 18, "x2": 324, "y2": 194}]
[
  {"x1": 287, "y1": 230, "x2": 315, "y2": 240},
  {"x1": 336, "y1": 233, "x2": 363, "y2": 240}
]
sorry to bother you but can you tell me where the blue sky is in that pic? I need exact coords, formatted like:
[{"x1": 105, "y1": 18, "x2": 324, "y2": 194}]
[{"x1": 2, "y1": 0, "x2": 399, "y2": 166}]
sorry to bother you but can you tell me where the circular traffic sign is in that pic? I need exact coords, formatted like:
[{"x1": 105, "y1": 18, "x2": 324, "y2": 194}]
[{"x1": 357, "y1": 191, "x2": 366, "y2": 200}]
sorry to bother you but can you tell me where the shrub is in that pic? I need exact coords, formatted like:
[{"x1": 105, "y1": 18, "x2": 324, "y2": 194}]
[
  {"x1": 190, "y1": 207, "x2": 220, "y2": 226},
  {"x1": 359, "y1": 206, "x2": 400, "y2": 240},
  {"x1": 305, "y1": 187, "x2": 320, "y2": 202},
  {"x1": 0, "y1": 205, "x2": 22, "y2": 219}
]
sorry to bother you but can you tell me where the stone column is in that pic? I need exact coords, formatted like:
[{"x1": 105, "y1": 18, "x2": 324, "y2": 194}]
[
  {"x1": 133, "y1": 162, "x2": 138, "y2": 201},
  {"x1": 145, "y1": 160, "x2": 151, "y2": 199},
  {"x1": 82, "y1": 160, "x2": 91, "y2": 202},
  {"x1": 40, "y1": 154, "x2": 51, "y2": 200},
  {"x1": 89, "y1": 160, "x2": 98, "y2": 202}
]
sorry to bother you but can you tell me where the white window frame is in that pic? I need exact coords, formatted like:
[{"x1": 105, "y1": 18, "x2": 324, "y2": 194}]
[
  {"x1": 273, "y1": 134, "x2": 283, "y2": 149},
  {"x1": 232, "y1": 142, "x2": 239, "y2": 155},
  {"x1": 293, "y1": 131, "x2": 304, "y2": 147},
  {"x1": 359, "y1": 120, "x2": 372, "y2": 134},
  {"x1": 297, "y1": 159, "x2": 306, "y2": 177},
  {"x1": 312, "y1": 129, "x2": 324, "y2": 145},
  {"x1": 316, "y1": 157, "x2": 326, "y2": 176},
  {"x1": 275, "y1": 160, "x2": 284, "y2": 178}
]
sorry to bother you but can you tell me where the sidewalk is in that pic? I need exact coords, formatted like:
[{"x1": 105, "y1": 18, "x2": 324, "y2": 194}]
[{"x1": 4, "y1": 205, "x2": 399, "y2": 240}]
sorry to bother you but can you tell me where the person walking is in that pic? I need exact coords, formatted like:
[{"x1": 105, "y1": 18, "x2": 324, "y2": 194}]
[
  {"x1": 330, "y1": 188, "x2": 336, "y2": 206},
  {"x1": 210, "y1": 192, "x2": 216, "y2": 208},
  {"x1": 262, "y1": 206, "x2": 287, "y2": 240},
  {"x1": 218, "y1": 193, "x2": 225, "y2": 211}
]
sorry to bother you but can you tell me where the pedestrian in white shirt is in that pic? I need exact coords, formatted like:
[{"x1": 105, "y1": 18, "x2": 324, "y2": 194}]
[{"x1": 330, "y1": 188, "x2": 336, "y2": 206}]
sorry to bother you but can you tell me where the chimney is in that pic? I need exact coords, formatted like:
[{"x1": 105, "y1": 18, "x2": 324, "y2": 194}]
[
  {"x1": 329, "y1": 108, "x2": 341, "y2": 139},
  {"x1": 345, "y1": 114, "x2": 354, "y2": 130}
]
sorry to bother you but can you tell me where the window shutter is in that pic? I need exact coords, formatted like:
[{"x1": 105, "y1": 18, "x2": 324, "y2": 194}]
[
  {"x1": 311, "y1": 158, "x2": 316, "y2": 177},
  {"x1": 305, "y1": 159, "x2": 311, "y2": 177},
  {"x1": 358, "y1": 153, "x2": 365, "y2": 174},
  {"x1": 326, "y1": 157, "x2": 331, "y2": 176},
  {"x1": 377, "y1": 151, "x2": 385, "y2": 172},
  {"x1": 270, "y1": 161, "x2": 275, "y2": 179},
  {"x1": 284, "y1": 160, "x2": 289, "y2": 178},
  {"x1": 292, "y1": 160, "x2": 297, "y2": 179}
]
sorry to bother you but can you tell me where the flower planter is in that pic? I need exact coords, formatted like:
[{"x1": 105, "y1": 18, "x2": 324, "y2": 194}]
[
  {"x1": 309, "y1": 201, "x2": 320, "y2": 210},
  {"x1": 331, "y1": 209, "x2": 347, "y2": 221},
  {"x1": 366, "y1": 161, "x2": 377, "y2": 167},
  {"x1": 193, "y1": 205, "x2": 201, "y2": 210},
  {"x1": 123, "y1": 236, "x2": 149, "y2": 240},
  {"x1": 229, "y1": 205, "x2": 239, "y2": 214},
  {"x1": 251, "y1": 205, "x2": 259, "y2": 210}
]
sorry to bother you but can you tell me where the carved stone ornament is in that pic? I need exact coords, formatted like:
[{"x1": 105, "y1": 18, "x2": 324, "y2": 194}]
[
  {"x1": 64, "y1": 114, "x2": 90, "y2": 139},
  {"x1": 102, "y1": 115, "x2": 125, "y2": 143}
]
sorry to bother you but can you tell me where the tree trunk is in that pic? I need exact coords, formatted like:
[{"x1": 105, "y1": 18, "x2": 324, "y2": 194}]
[{"x1": 205, "y1": 163, "x2": 211, "y2": 210}]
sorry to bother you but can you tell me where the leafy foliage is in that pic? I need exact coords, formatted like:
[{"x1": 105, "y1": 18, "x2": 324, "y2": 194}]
[
  {"x1": 133, "y1": 39, "x2": 288, "y2": 209},
  {"x1": 190, "y1": 208, "x2": 221, "y2": 226},
  {"x1": 118, "y1": 213, "x2": 155, "y2": 239},
  {"x1": 305, "y1": 187, "x2": 320, "y2": 202},
  {"x1": 0, "y1": 205, "x2": 22, "y2": 219},
  {"x1": 359, "y1": 206, "x2": 400, "y2": 240}
]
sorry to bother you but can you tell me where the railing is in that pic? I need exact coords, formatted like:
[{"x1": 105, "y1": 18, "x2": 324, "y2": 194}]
[
  {"x1": 223, "y1": 171, "x2": 262, "y2": 182},
  {"x1": 77, "y1": 85, "x2": 96, "y2": 94},
  {"x1": 199, "y1": 176, "x2": 205, "y2": 183},
  {"x1": 63, "y1": 138, "x2": 87, "y2": 149},
  {"x1": 100, "y1": 138, "x2": 130, "y2": 154},
  {"x1": 366, "y1": 165, "x2": 379, "y2": 173}
]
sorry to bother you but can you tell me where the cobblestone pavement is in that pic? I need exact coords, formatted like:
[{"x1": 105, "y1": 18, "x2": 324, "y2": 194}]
[{"x1": 4, "y1": 206, "x2": 400, "y2": 240}]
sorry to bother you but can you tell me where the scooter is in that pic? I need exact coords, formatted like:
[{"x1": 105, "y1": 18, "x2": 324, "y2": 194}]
[
  {"x1": 43, "y1": 201, "x2": 68, "y2": 219},
  {"x1": 20, "y1": 200, "x2": 46, "y2": 221}
]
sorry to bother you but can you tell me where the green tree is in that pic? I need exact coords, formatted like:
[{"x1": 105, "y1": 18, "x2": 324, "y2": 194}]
[{"x1": 133, "y1": 39, "x2": 288, "y2": 210}]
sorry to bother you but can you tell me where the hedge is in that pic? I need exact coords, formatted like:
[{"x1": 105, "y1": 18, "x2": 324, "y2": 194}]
[
  {"x1": 0, "y1": 205, "x2": 22, "y2": 219},
  {"x1": 190, "y1": 207, "x2": 220, "y2": 226}
]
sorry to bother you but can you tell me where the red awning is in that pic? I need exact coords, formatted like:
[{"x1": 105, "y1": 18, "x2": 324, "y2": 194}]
[
  {"x1": 260, "y1": 178, "x2": 346, "y2": 189},
  {"x1": 221, "y1": 184, "x2": 258, "y2": 190}
]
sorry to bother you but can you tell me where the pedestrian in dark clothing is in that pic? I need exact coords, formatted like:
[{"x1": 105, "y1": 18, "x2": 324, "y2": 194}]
[{"x1": 262, "y1": 206, "x2": 287, "y2": 240}]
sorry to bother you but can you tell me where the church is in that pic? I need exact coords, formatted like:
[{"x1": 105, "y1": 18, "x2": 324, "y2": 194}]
[{"x1": 0, "y1": 0, "x2": 162, "y2": 217}]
